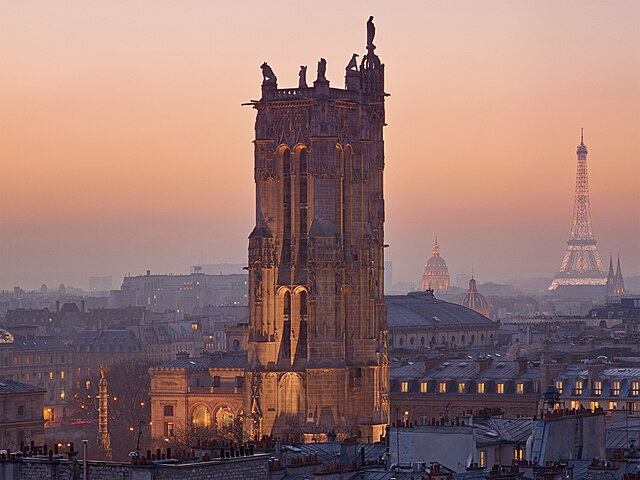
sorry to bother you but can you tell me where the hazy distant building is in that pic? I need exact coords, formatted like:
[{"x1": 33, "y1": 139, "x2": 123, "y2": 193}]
[
  {"x1": 549, "y1": 131, "x2": 607, "y2": 293},
  {"x1": 606, "y1": 255, "x2": 625, "y2": 297},
  {"x1": 384, "y1": 260, "x2": 393, "y2": 293},
  {"x1": 460, "y1": 277, "x2": 491, "y2": 317},
  {"x1": 191, "y1": 263, "x2": 245, "y2": 275},
  {"x1": 110, "y1": 271, "x2": 248, "y2": 313},
  {"x1": 89, "y1": 276, "x2": 113, "y2": 292},
  {"x1": 421, "y1": 237, "x2": 450, "y2": 293}
]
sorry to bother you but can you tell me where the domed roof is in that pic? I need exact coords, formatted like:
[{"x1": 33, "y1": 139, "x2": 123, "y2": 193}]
[
  {"x1": 426, "y1": 256, "x2": 448, "y2": 268},
  {"x1": 424, "y1": 236, "x2": 449, "y2": 271},
  {"x1": 386, "y1": 290, "x2": 494, "y2": 327},
  {"x1": 460, "y1": 278, "x2": 490, "y2": 316}
]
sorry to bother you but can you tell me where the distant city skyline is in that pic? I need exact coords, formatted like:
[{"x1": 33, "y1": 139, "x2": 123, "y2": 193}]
[{"x1": 1, "y1": 1, "x2": 639, "y2": 290}]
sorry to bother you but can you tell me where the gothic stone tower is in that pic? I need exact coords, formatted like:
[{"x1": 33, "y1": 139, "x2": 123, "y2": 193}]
[{"x1": 244, "y1": 17, "x2": 389, "y2": 442}]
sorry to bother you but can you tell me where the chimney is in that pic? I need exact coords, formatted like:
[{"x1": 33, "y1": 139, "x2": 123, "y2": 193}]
[
  {"x1": 588, "y1": 363, "x2": 605, "y2": 390},
  {"x1": 55, "y1": 300, "x2": 60, "y2": 312},
  {"x1": 146, "y1": 270, "x2": 151, "y2": 276},
  {"x1": 475, "y1": 356, "x2": 492, "y2": 373},
  {"x1": 515, "y1": 358, "x2": 528, "y2": 375},
  {"x1": 80, "y1": 300, "x2": 85, "y2": 313}
]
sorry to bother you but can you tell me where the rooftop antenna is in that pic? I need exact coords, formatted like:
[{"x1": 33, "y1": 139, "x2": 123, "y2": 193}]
[{"x1": 580, "y1": 128, "x2": 584, "y2": 145}]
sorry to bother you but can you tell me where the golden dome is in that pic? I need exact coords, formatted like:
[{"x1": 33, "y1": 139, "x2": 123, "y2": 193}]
[
  {"x1": 460, "y1": 278, "x2": 490, "y2": 317},
  {"x1": 422, "y1": 236, "x2": 450, "y2": 293}
]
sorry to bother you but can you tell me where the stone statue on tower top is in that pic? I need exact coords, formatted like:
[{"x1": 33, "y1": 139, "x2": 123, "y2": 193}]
[{"x1": 367, "y1": 16, "x2": 376, "y2": 50}]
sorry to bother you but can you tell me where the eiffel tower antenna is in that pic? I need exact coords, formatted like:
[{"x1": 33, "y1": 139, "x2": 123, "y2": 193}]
[{"x1": 549, "y1": 131, "x2": 606, "y2": 291}]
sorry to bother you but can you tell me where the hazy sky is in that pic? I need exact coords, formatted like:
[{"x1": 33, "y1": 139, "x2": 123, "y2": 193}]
[{"x1": 1, "y1": 1, "x2": 639, "y2": 291}]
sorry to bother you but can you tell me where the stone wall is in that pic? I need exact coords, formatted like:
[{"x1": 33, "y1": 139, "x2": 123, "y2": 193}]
[{"x1": 0, "y1": 454, "x2": 268, "y2": 480}]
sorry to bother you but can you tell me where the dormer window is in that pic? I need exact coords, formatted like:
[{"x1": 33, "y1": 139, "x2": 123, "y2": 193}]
[
  {"x1": 631, "y1": 381, "x2": 639, "y2": 396},
  {"x1": 420, "y1": 381, "x2": 428, "y2": 393},
  {"x1": 516, "y1": 383, "x2": 524, "y2": 395},
  {"x1": 497, "y1": 383, "x2": 505, "y2": 394},
  {"x1": 575, "y1": 380, "x2": 583, "y2": 395},
  {"x1": 612, "y1": 380, "x2": 621, "y2": 396},
  {"x1": 555, "y1": 380, "x2": 563, "y2": 394},
  {"x1": 477, "y1": 382, "x2": 485, "y2": 394},
  {"x1": 439, "y1": 382, "x2": 447, "y2": 393},
  {"x1": 594, "y1": 380, "x2": 602, "y2": 395},
  {"x1": 458, "y1": 382, "x2": 466, "y2": 393},
  {"x1": 401, "y1": 381, "x2": 409, "y2": 393}
]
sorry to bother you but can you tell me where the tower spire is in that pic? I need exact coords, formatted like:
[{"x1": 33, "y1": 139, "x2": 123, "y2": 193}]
[{"x1": 580, "y1": 128, "x2": 584, "y2": 146}]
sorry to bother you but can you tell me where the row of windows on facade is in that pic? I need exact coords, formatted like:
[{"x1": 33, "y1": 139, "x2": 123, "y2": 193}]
[
  {"x1": 392, "y1": 333, "x2": 494, "y2": 347},
  {"x1": 555, "y1": 379, "x2": 640, "y2": 396},
  {"x1": 10, "y1": 370, "x2": 66, "y2": 383},
  {"x1": 565, "y1": 400, "x2": 637, "y2": 413},
  {"x1": 399, "y1": 380, "x2": 531, "y2": 395},
  {"x1": 3, "y1": 354, "x2": 67, "y2": 366},
  {"x1": 191, "y1": 376, "x2": 244, "y2": 388}
]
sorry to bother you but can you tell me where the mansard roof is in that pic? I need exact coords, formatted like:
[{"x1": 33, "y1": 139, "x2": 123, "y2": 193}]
[
  {"x1": 11, "y1": 334, "x2": 70, "y2": 351},
  {"x1": 386, "y1": 291, "x2": 495, "y2": 327},
  {"x1": 160, "y1": 352, "x2": 247, "y2": 370},
  {"x1": 0, "y1": 378, "x2": 47, "y2": 394}
]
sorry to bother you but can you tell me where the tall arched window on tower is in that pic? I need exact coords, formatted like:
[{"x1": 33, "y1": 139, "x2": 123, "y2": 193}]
[
  {"x1": 282, "y1": 149, "x2": 292, "y2": 265},
  {"x1": 297, "y1": 291, "x2": 308, "y2": 360},
  {"x1": 281, "y1": 291, "x2": 291, "y2": 358},
  {"x1": 298, "y1": 149, "x2": 308, "y2": 264}
]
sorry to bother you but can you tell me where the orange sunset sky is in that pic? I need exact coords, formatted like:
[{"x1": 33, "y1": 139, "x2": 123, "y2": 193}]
[{"x1": 1, "y1": 1, "x2": 638, "y2": 290}]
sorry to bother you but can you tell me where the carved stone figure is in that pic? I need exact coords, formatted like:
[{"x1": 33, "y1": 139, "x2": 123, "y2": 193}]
[
  {"x1": 316, "y1": 58, "x2": 327, "y2": 82},
  {"x1": 298, "y1": 65, "x2": 308, "y2": 88},
  {"x1": 367, "y1": 16, "x2": 375, "y2": 50},
  {"x1": 346, "y1": 53, "x2": 359, "y2": 73},
  {"x1": 260, "y1": 62, "x2": 277, "y2": 86}
]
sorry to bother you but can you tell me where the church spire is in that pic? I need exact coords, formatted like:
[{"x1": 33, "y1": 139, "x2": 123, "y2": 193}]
[{"x1": 614, "y1": 255, "x2": 625, "y2": 295}]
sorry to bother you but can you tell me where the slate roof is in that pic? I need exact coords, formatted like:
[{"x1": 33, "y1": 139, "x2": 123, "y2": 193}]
[
  {"x1": 386, "y1": 291, "x2": 495, "y2": 328},
  {"x1": 11, "y1": 334, "x2": 69, "y2": 351},
  {"x1": 391, "y1": 358, "x2": 538, "y2": 382},
  {"x1": 73, "y1": 329, "x2": 142, "y2": 352},
  {"x1": 160, "y1": 352, "x2": 247, "y2": 370},
  {"x1": 0, "y1": 378, "x2": 47, "y2": 394}
]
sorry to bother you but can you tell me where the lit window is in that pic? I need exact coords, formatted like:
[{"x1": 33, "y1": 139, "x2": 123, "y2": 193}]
[
  {"x1": 570, "y1": 400, "x2": 580, "y2": 410},
  {"x1": 555, "y1": 380, "x2": 563, "y2": 394},
  {"x1": 609, "y1": 401, "x2": 618, "y2": 410},
  {"x1": 458, "y1": 382, "x2": 466, "y2": 393},
  {"x1": 401, "y1": 381, "x2": 408, "y2": 393},
  {"x1": 480, "y1": 450, "x2": 487, "y2": 467},
  {"x1": 439, "y1": 382, "x2": 447, "y2": 393},
  {"x1": 575, "y1": 380, "x2": 583, "y2": 395},
  {"x1": 590, "y1": 401, "x2": 599, "y2": 410},
  {"x1": 60, "y1": 389, "x2": 65, "y2": 400},
  {"x1": 497, "y1": 383, "x2": 505, "y2": 394},
  {"x1": 513, "y1": 446, "x2": 523, "y2": 461},
  {"x1": 631, "y1": 381, "x2": 639, "y2": 396},
  {"x1": 85, "y1": 380, "x2": 91, "y2": 390},
  {"x1": 60, "y1": 371, "x2": 65, "y2": 379},
  {"x1": 49, "y1": 371, "x2": 53, "y2": 380},
  {"x1": 477, "y1": 383, "x2": 485, "y2": 394},
  {"x1": 594, "y1": 380, "x2": 602, "y2": 395},
  {"x1": 420, "y1": 382, "x2": 428, "y2": 393},
  {"x1": 612, "y1": 380, "x2": 621, "y2": 396},
  {"x1": 516, "y1": 383, "x2": 524, "y2": 395},
  {"x1": 628, "y1": 402, "x2": 637, "y2": 414}
]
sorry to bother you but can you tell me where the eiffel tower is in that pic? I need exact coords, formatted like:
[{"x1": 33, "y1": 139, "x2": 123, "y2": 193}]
[{"x1": 549, "y1": 130, "x2": 606, "y2": 291}]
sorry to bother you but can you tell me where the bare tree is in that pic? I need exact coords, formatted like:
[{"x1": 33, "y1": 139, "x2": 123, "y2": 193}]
[{"x1": 71, "y1": 359, "x2": 152, "y2": 460}]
